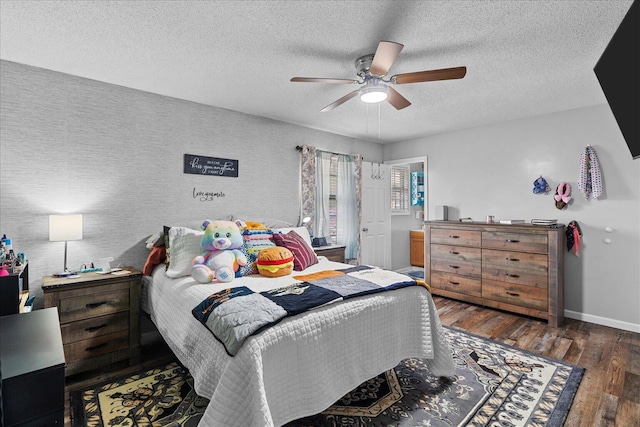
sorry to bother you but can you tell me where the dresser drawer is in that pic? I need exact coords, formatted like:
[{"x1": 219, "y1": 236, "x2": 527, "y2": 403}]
[
  {"x1": 431, "y1": 258, "x2": 481, "y2": 277},
  {"x1": 64, "y1": 330, "x2": 129, "y2": 365},
  {"x1": 482, "y1": 231, "x2": 548, "y2": 253},
  {"x1": 482, "y1": 279, "x2": 548, "y2": 311},
  {"x1": 482, "y1": 249, "x2": 548, "y2": 287},
  {"x1": 431, "y1": 244, "x2": 481, "y2": 275},
  {"x1": 431, "y1": 271, "x2": 482, "y2": 297},
  {"x1": 58, "y1": 283, "x2": 130, "y2": 323},
  {"x1": 430, "y1": 228, "x2": 481, "y2": 247},
  {"x1": 60, "y1": 311, "x2": 129, "y2": 345}
]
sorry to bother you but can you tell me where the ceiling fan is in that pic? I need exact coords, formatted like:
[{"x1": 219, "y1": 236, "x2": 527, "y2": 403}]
[{"x1": 290, "y1": 41, "x2": 466, "y2": 112}]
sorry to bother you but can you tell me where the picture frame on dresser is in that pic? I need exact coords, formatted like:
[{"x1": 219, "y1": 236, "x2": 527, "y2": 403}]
[{"x1": 42, "y1": 267, "x2": 142, "y2": 376}]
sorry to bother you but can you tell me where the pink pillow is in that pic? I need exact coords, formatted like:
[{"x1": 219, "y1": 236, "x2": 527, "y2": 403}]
[{"x1": 273, "y1": 231, "x2": 318, "y2": 271}]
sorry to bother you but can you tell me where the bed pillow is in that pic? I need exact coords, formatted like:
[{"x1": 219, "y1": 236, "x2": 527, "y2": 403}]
[
  {"x1": 143, "y1": 246, "x2": 166, "y2": 276},
  {"x1": 165, "y1": 226, "x2": 204, "y2": 278},
  {"x1": 274, "y1": 227, "x2": 312, "y2": 247},
  {"x1": 273, "y1": 230, "x2": 318, "y2": 271}
]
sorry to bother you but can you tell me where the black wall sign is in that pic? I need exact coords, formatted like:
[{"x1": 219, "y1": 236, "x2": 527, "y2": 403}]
[{"x1": 184, "y1": 154, "x2": 239, "y2": 177}]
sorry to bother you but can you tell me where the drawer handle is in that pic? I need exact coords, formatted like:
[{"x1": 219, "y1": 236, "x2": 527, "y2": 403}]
[
  {"x1": 449, "y1": 235, "x2": 460, "y2": 239},
  {"x1": 505, "y1": 273, "x2": 520, "y2": 278},
  {"x1": 86, "y1": 301, "x2": 108, "y2": 309},
  {"x1": 449, "y1": 250, "x2": 460, "y2": 255},
  {"x1": 505, "y1": 239, "x2": 520, "y2": 243},
  {"x1": 506, "y1": 291, "x2": 520, "y2": 297},
  {"x1": 85, "y1": 324, "x2": 107, "y2": 333},
  {"x1": 85, "y1": 343, "x2": 108, "y2": 352},
  {"x1": 506, "y1": 257, "x2": 520, "y2": 262},
  {"x1": 449, "y1": 265, "x2": 460, "y2": 269},
  {"x1": 448, "y1": 281, "x2": 460, "y2": 285}
]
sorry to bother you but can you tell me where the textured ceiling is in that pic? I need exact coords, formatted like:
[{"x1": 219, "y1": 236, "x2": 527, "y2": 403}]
[{"x1": 0, "y1": 1, "x2": 632, "y2": 143}]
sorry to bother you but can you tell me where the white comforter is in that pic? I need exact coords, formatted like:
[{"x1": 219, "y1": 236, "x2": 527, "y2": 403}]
[{"x1": 147, "y1": 257, "x2": 455, "y2": 427}]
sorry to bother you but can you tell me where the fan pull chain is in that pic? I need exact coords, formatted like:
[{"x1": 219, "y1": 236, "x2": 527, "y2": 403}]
[{"x1": 378, "y1": 102, "x2": 381, "y2": 139}]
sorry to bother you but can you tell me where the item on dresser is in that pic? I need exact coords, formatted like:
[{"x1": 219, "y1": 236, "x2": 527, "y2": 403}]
[
  {"x1": 42, "y1": 267, "x2": 141, "y2": 376},
  {"x1": 0, "y1": 261, "x2": 29, "y2": 316},
  {"x1": 498, "y1": 219, "x2": 526, "y2": 224},
  {"x1": 424, "y1": 221, "x2": 564, "y2": 327}
]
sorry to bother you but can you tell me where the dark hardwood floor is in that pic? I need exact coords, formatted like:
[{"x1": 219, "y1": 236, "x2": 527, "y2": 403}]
[{"x1": 64, "y1": 296, "x2": 640, "y2": 426}]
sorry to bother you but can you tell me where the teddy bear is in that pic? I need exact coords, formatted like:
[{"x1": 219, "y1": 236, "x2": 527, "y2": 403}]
[{"x1": 191, "y1": 219, "x2": 247, "y2": 284}]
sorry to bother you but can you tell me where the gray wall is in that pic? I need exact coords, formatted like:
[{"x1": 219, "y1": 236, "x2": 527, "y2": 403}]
[
  {"x1": 0, "y1": 60, "x2": 383, "y2": 307},
  {"x1": 384, "y1": 104, "x2": 640, "y2": 331}
]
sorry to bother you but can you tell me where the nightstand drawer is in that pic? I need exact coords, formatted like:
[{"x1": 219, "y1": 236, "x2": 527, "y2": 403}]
[
  {"x1": 64, "y1": 330, "x2": 129, "y2": 364},
  {"x1": 61, "y1": 311, "x2": 129, "y2": 345},
  {"x1": 58, "y1": 283, "x2": 130, "y2": 323},
  {"x1": 43, "y1": 267, "x2": 141, "y2": 376}
]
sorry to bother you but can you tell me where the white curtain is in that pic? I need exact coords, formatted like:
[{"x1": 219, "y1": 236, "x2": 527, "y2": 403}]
[
  {"x1": 314, "y1": 150, "x2": 359, "y2": 261},
  {"x1": 337, "y1": 154, "x2": 358, "y2": 260},
  {"x1": 314, "y1": 151, "x2": 332, "y2": 240}
]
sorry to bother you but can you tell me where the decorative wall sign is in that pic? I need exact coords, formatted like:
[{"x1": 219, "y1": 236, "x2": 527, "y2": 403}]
[
  {"x1": 184, "y1": 154, "x2": 238, "y2": 177},
  {"x1": 193, "y1": 188, "x2": 226, "y2": 202}
]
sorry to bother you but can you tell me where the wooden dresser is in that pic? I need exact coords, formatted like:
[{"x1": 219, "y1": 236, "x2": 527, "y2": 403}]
[
  {"x1": 43, "y1": 267, "x2": 141, "y2": 376},
  {"x1": 424, "y1": 221, "x2": 564, "y2": 327}
]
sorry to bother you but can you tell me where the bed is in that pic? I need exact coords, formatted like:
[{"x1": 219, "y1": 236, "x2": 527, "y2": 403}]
[{"x1": 142, "y1": 225, "x2": 455, "y2": 427}]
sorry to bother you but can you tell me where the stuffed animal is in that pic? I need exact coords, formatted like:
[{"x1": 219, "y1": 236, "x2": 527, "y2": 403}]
[
  {"x1": 191, "y1": 220, "x2": 247, "y2": 283},
  {"x1": 257, "y1": 246, "x2": 294, "y2": 277}
]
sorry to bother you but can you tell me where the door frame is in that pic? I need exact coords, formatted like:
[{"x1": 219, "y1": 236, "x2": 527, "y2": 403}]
[{"x1": 384, "y1": 156, "x2": 428, "y2": 220}]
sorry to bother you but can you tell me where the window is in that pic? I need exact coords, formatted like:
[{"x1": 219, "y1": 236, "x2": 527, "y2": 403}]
[{"x1": 390, "y1": 165, "x2": 410, "y2": 215}]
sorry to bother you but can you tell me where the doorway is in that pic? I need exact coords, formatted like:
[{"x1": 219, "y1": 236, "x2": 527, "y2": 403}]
[{"x1": 384, "y1": 156, "x2": 428, "y2": 271}]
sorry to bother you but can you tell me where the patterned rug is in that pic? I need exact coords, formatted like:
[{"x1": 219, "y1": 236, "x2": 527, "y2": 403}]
[{"x1": 71, "y1": 327, "x2": 583, "y2": 427}]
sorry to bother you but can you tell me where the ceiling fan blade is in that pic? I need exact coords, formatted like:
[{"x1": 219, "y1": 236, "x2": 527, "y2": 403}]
[
  {"x1": 386, "y1": 87, "x2": 411, "y2": 110},
  {"x1": 291, "y1": 77, "x2": 358, "y2": 84},
  {"x1": 391, "y1": 66, "x2": 467, "y2": 84},
  {"x1": 369, "y1": 41, "x2": 404, "y2": 77},
  {"x1": 320, "y1": 90, "x2": 359, "y2": 112}
]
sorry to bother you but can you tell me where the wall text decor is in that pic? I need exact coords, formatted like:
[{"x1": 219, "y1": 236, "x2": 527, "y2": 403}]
[
  {"x1": 193, "y1": 188, "x2": 226, "y2": 202},
  {"x1": 184, "y1": 154, "x2": 239, "y2": 177}
]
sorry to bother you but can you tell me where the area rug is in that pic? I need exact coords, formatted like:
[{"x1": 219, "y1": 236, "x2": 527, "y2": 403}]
[
  {"x1": 71, "y1": 327, "x2": 583, "y2": 427},
  {"x1": 407, "y1": 269, "x2": 425, "y2": 280}
]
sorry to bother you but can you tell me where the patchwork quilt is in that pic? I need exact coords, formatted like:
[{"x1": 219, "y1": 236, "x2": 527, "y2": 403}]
[{"x1": 192, "y1": 266, "x2": 427, "y2": 355}]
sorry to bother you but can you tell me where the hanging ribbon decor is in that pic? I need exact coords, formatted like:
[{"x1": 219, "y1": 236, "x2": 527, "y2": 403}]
[
  {"x1": 578, "y1": 145, "x2": 603, "y2": 200},
  {"x1": 566, "y1": 220, "x2": 582, "y2": 256},
  {"x1": 554, "y1": 182, "x2": 572, "y2": 210},
  {"x1": 532, "y1": 176, "x2": 551, "y2": 194}
]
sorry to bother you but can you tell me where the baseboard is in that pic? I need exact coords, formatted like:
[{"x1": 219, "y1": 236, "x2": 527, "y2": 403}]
[{"x1": 564, "y1": 309, "x2": 640, "y2": 333}]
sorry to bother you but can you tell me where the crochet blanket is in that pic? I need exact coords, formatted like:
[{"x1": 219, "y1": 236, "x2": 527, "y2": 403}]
[{"x1": 192, "y1": 266, "x2": 425, "y2": 355}]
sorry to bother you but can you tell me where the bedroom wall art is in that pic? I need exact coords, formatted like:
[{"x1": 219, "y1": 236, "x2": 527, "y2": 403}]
[{"x1": 184, "y1": 154, "x2": 239, "y2": 177}]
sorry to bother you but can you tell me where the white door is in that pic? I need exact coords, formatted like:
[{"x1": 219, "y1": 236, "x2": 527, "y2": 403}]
[{"x1": 361, "y1": 162, "x2": 391, "y2": 268}]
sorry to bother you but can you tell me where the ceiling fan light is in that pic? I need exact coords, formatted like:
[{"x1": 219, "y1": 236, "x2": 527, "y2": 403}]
[{"x1": 360, "y1": 85, "x2": 388, "y2": 103}]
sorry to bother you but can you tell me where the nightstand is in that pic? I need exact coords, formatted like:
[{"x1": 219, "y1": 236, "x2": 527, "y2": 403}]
[
  {"x1": 313, "y1": 245, "x2": 346, "y2": 263},
  {"x1": 42, "y1": 267, "x2": 141, "y2": 376},
  {"x1": 0, "y1": 307, "x2": 65, "y2": 426}
]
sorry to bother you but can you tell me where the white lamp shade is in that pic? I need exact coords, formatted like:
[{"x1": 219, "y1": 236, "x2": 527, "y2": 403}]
[{"x1": 49, "y1": 214, "x2": 83, "y2": 241}]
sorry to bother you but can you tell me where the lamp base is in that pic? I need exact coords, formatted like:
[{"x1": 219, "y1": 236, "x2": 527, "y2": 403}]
[{"x1": 53, "y1": 270, "x2": 79, "y2": 278}]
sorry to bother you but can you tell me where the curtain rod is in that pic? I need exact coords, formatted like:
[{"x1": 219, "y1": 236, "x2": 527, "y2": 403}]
[{"x1": 295, "y1": 145, "x2": 363, "y2": 160}]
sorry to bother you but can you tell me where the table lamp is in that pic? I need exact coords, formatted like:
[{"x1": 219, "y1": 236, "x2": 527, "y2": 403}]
[{"x1": 49, "y1": 214, "x2": 83, "y2": 277}]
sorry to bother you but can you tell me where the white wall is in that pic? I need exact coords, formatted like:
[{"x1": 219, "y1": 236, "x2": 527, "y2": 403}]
[
  {"x1": 0, "y1": 60, "x2": 384, "y2": 307},
  {"x1": 384, "y1": 104, "x2": 640, "y2": 331}
]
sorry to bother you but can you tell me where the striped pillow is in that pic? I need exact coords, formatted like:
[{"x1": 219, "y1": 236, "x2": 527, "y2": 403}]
[{"x1": 273, "y1": 230, "x2": 318, "y2": 271}]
